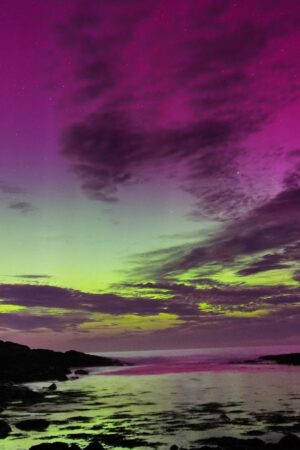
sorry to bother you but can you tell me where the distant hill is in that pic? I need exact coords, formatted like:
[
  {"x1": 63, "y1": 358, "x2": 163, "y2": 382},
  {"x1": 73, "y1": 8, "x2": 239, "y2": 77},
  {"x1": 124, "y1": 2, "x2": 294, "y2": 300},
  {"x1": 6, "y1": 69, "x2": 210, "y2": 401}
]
[{"x1": 0, "y1": 340, "x2": 123, "y2": 383}]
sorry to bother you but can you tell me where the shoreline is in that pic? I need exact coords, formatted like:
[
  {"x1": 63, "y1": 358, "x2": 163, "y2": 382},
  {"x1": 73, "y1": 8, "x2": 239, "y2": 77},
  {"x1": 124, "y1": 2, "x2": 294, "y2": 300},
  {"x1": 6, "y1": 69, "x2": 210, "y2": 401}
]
[{"x1": 1, "y1": 342, "x2": 300, "y2": 450}]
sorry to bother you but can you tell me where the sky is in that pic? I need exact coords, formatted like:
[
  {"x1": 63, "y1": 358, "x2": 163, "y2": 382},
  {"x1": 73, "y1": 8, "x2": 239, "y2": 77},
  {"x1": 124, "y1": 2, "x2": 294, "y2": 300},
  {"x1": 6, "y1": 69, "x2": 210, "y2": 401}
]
[{"x1": 1, "y1": 0, "x2": 300, "y2": 351}]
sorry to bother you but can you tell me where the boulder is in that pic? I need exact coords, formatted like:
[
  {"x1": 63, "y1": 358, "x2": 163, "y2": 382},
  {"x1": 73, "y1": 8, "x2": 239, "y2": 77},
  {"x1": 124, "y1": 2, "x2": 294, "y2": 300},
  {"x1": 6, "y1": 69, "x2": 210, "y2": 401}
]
[
  {"x1": 29, "y1": 443, "x2": 79, "y2": 450},
  {"x1": 84, "y1": 441, "x2": 105, "y2": 450},
  {"x1": 278, "y1": 434, "x2": 300, "y2": 449},
  {"x1": 16, "y1": 419, "x2": 50, "y2": 431}
]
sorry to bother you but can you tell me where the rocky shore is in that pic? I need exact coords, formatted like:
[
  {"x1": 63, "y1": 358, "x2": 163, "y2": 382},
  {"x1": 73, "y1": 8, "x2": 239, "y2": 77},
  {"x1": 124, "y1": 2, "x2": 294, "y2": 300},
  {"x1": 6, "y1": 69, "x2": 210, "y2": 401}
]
[
  {"x1": 0, "y1": 340, "x2": 124, "y2": 437},
  {"x1": 0, "y1": 340, "x2": 123, "y2": 383},
  {"x1": 18, "y1": 433, "x2": 300, "y2": 449},
  {"x1": 1, "y1": 343, "x2": 300, "y2": 450}
]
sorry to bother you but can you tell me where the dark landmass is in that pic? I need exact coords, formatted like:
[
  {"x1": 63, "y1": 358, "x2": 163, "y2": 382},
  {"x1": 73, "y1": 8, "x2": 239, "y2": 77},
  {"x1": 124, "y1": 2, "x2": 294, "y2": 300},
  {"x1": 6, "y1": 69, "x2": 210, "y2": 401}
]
[
  {"x1": 22, "y1": 433, "x2": 300, "y2": 450},
  {"x1": 242, "y1": 352, "x2": 300, "y2": 366},
  {"x1": 0, "y1": 340, "x2": 123, "y2": 383},
  {"x1": 258, "y1": 353, "x2": 300, "y2": 365}
]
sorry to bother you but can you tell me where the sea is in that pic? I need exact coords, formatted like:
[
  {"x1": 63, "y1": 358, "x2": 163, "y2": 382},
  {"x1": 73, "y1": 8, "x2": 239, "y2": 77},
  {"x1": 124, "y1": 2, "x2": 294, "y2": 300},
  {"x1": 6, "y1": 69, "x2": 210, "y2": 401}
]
[{"x1": 2, "y1": 345, "x2": 300, "y2": 450}]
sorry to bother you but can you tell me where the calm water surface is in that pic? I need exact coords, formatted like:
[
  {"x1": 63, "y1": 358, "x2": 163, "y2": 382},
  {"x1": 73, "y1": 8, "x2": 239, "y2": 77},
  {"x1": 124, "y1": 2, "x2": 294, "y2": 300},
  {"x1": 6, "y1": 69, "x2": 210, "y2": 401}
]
[{"x1": 2, "y1": 346, "x2": 300, "y2": 450}]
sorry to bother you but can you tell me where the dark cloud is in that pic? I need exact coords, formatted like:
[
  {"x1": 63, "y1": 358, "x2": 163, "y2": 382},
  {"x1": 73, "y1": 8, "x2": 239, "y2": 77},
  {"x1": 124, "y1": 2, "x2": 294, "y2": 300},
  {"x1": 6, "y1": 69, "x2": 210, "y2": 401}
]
[
  {"x1": 0, "y1": 180, "x2": 23, "y2": 195},
  {"x1": 55, "y1": 0, "x2": 300, "y2": 217},
  {"x1": 13, "y1": 275, "x2": 52, "y2": 280},
  {"x1": 237, "y1": 254, "x2": 287, "y2": 276},
  {"x1": 8, "y1": 201, "x2": 35, "y2": 214},
  {"x1": 0, "y1": 284, "x2": 166, "y2": 316},
  {"x1": 131, "y1": 187, "x2": 300, "y2": 280}
]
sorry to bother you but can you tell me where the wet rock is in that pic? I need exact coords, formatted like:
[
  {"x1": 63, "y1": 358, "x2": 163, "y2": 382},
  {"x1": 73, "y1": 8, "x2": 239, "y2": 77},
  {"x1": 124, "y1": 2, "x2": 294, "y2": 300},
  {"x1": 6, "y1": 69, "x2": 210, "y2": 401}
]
[
  {"x1": 278, "y1": 433, "x2": 300, "y2": 449},
  {"x1": 0, "y1": 420, "x2": 11, "y2": 438},
  {"x1": 201, "y1": 436, "x2": 266, "y2": 449},
  {"x1": 0, "y1": 383, "x2": 43, "y2": 403},
  {"x1": 219, "y1": 413, "x2": 231, "y2": 423},
  {"x1": 84, "y1": 440, "x2": 105, "y2": 450},
  {"x1": 48, "y1": 383, "x2": 57, "y2": 391},
  {"x1": 16, "y1": 419, "x2": 50, "y2": 431},
  {"x1": 29, "y1": 443, "x2": 80, "y2": 450}
]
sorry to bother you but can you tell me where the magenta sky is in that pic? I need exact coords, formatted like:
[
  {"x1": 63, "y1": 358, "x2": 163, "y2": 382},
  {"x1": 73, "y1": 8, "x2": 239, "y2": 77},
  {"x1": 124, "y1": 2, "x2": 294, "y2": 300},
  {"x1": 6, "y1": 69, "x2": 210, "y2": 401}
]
[{"x1": 1, "y1": 0, "x2": 300, "y2": 351}]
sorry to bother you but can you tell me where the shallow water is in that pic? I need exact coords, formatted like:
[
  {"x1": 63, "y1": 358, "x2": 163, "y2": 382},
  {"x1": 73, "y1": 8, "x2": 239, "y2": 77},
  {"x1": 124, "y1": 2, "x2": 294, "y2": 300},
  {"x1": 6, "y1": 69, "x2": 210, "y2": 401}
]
[{"x1": 2, "y1": 346, "x2": 300, "y2": 450}]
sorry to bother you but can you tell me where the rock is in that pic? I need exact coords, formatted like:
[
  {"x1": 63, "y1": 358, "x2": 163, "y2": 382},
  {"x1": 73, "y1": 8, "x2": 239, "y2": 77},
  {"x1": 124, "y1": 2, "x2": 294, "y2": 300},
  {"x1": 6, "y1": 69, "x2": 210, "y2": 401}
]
[
  {"x1": 201, "y1": 436, "x2": 266, "y2": 449},
  {"x1": 48, "y1": 383, "x2": 57, "y2": 391},
  {"x1": 278, "y1": 433, "x2": 300, "y2": 449},
  {"x1": 16, "y1": 419, "x2": 50, "y2": 431},
  {"x1": 74, "y1": 369, "x2": 89, "y2": 375},
  {"x1": 29, "y1": 443, "x2": 79, "y2": 450},
  {"x1": 84, "y1": 440, "x2": 105, "y2": 450},
  {"x1": 259, "y1": 353, "x2": 300, "y2": 366},
  {"x1": 0, "y1": 340, "x2": 123, "y2": 383},
  {"x1": 0, "y1": 383, "x2": 43, "y2": 403},
  {"x1": 219, "y1": 412, "x2": 231, "y2": 423},
  {"x1": 0, "y1": 420, "x2": 11, "y2": 438},
  {"x1": 170, "y1": 446, "x2": 179, "y2": 450}
]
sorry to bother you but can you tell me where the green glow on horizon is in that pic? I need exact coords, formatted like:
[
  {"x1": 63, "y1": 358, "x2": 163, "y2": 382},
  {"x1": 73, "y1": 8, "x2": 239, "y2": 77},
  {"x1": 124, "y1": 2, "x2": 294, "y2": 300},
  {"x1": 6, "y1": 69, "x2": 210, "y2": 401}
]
[{"x1": 79, "y1": 312, "x2": 184, "y2": 333}]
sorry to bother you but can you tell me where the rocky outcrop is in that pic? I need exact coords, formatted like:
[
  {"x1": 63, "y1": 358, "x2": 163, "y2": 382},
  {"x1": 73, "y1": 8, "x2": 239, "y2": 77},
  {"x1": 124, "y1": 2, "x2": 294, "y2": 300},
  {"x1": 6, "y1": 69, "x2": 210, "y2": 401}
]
[
  {"x1": 0, "y1": 340, "x2": 123, "y2": 383},
  {"x1": 258, "y1": 353, "x2": 300, "y2": 365},
  {"x1": 26, "y1": 434, "x2": 300, "y2": 450}
]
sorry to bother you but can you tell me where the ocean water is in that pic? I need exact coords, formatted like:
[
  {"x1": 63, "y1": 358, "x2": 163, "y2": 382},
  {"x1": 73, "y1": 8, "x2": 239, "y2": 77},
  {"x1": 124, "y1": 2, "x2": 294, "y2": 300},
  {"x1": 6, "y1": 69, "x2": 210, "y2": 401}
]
[{"x1": 2, "y1": 346, "x2": 300, "y2": 450}]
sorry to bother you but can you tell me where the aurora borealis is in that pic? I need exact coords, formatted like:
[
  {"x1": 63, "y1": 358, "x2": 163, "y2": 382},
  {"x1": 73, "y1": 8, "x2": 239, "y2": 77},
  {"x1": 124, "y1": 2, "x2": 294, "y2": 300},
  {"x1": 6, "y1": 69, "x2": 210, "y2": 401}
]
[{"x1": 1, "y1": 0, "x2": 300, "y2": 351}]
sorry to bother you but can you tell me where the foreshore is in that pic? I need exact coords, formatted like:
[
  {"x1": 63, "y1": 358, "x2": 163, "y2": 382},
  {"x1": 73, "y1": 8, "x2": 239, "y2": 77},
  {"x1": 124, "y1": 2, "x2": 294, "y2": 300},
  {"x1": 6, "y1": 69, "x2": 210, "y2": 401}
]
[{"x1": 1, "y1": 342, "x2": 300, "y2": 450}]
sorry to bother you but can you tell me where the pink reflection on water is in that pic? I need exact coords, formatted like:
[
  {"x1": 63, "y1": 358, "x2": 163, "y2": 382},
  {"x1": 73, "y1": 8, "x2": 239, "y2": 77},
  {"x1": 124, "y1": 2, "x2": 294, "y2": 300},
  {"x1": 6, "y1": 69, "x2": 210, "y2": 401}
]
[{"x1": 98, "y1": 361, "x2": 298, "y2": 376}]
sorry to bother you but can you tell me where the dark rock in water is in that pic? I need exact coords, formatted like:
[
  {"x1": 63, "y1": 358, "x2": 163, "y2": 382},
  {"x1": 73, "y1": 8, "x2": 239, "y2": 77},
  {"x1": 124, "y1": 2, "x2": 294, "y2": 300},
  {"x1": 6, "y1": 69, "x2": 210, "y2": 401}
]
[
  {"x1": 84, "y1": 440, "x2": 105, "y2": 450},
  {"x1": 16, "y1": 419, "x2": 50, "y2": 431},
  {"x1": 201, "y1": 436, "x2": 266, "y2": 449},
  {"x1": 74, "y1": 369, "x2": 89, "y2": 375},
  {"x1": 257, "y1": 353, "x2": 300, "y2": 366},
  {"x1": 0, "y1": 420, "x2": 11, "y2": 439},
  {"x1": 170, "y1": 446, "x2": 179, "y2": 450},
  {"x1": 0, "y1": 339, "x2": 123, "y2": 383},
  {"x1": 48, "y1": 383, "x2": 57, "y2": 391},
  {"x1": 219, "y1": 412, "x2": 231, "y2": 423},
  {"x1": 29, "y1": 443, "x2": 80, "y2": 450},
  {"x1": 278, "y1": 433, "x2": 300, "y2": 449}
]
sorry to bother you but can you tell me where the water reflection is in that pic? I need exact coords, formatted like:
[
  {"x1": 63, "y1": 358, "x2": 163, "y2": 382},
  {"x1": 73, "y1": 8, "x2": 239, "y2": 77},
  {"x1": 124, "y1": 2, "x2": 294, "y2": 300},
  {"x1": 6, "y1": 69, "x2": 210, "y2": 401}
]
[{"x1": 1, "y1": 356, "x2": 300, "y2": 450}]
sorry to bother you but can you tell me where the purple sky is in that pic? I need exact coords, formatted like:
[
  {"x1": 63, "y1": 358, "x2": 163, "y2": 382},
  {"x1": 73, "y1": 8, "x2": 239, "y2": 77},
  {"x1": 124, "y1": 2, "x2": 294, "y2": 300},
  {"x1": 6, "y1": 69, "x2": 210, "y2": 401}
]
[{"x1": 1, "y1": 0, "x2": 300, "y2": 351}]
